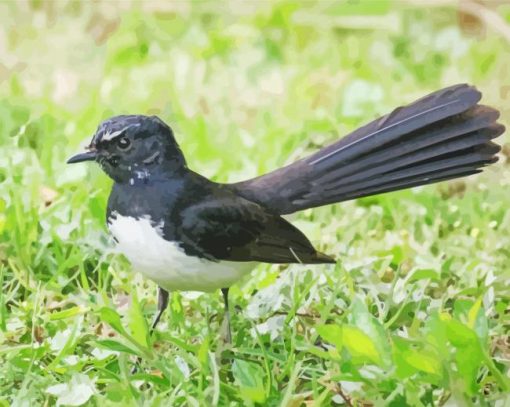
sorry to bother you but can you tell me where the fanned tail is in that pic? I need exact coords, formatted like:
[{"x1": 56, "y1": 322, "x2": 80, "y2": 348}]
[{"x1": 234, "y1": 84, "x2": 504, "y2": 214}]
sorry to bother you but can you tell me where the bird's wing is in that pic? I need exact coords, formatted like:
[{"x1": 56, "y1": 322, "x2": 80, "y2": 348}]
[{"x1": 178, "y1": 197, "x2": 334, "y2": 264}]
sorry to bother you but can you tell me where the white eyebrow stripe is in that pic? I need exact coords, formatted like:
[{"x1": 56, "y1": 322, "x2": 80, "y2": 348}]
[{"x1": 101, "y1": 123, "x2": 140, "y2": 142}]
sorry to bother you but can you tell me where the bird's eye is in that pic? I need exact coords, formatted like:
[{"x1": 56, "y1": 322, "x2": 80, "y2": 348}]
[{"x1": 116, "y1": 136, "x2": 131, "y2": 150}]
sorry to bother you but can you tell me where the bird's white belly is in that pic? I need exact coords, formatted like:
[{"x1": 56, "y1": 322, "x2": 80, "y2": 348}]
[{"x1": 107, "y1": 214, "x2": 255, "y2": 292}]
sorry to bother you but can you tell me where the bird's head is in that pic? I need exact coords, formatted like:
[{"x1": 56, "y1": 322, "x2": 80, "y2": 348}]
[{"x1": 67, "y1": 115, "x2": 186, "y2": 183}]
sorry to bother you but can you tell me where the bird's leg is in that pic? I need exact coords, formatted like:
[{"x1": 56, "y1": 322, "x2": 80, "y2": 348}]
[
  {"x1": 221, "y1": 288, "x2": 232, "y2": 344},
  {"x1": 151, "y1": 287, "x2": 170, "y2": 333},
  {"x1": 131, "y1": 287, "x2": 169, "y2": 374}
]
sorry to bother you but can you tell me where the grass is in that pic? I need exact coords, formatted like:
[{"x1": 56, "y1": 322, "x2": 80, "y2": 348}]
[{"x1": 1, "y1": 1, "x2": 510, "y2": 405}]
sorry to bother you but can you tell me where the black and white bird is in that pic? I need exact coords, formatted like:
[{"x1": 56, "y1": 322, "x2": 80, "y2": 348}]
[{"x1": 67, "y1": 84, "x2": 504, "y2": 341}]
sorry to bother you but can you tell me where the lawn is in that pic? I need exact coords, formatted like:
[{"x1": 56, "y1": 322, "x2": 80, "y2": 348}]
[{"x1": 1, "y1": 1, "x2": 510, "y2": 405}]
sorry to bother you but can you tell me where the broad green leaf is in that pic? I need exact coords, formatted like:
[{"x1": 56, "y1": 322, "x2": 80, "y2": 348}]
[
  {"x1": 401, "y1": 349, "x2": 441, "y2": 376},
  {"x1": 197, "y1": 337, "x2": 209, "y2": 368},
  {"x1": 424, "y1": 312, "x2": 449, "y2": 359},
  {"x1": 393, "y1": 337, "x2": 443, "y2": 383},
  {"x1": 318, "y1": 322, "x2": 383, "y2": 365},
  {"x1": 467, "y1": 298, "x2": 482, "y2": 329},
  {"x1": 350, "y1": 297, "x2": 391, "y2": 366},
  {"x1": 390, "y1": 245, "x2": 404, "y2": 264},
  {"x1": 342, "y1": 325, "x2": 382, "y2": 365},
  {"x1": 445, "y1": 319, "x2": 478, "y2": 348},
  {"x1": 428, "y1": 310, "x2": 490, "y2": 394},
  {"x1": 232, "y1": 359, "x2": 266, "y2": 404},
  {"x1": 104, "y1": 383, "x2": 126, "y2": 403},
  {"x1": 456, "y1": 349, "x2": 482, "y2": 396},
  {"x1": 98, "y1": 307, "x2": 151, "y2": 355},
  {"x1": 467, "y1": 298, "x2": 488, "y2": 343},
  {"x1": 393, "y1": 337, "x2": 417, "y2": 379},
  {"x1": 445, "y1": 319, "x2": 484, "y2": 395},
  {"x1": 128, "y1": 291, "x2": 150, "y2": 348},
  {"x1": 99, "y1": 307, "x2": 127, "y2": 337}
]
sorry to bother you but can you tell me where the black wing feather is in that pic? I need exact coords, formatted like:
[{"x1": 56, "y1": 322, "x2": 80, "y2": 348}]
[{"x1": 179, "y1": 197, "x2": 334, "y2": 264}]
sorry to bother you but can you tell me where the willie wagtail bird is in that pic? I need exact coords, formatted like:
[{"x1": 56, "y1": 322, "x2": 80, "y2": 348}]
[{"x1": 68, "y1": 84, "x2": 504, "y2": 341}]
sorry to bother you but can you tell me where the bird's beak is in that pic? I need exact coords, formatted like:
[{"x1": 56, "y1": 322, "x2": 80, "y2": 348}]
[{"x1": 67, "y1": 150, "x2": 97, "y2": 164}]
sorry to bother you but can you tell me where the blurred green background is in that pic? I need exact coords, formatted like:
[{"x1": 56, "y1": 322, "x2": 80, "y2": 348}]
[{"x1": 1, "y1": 1, "x2": 510, "y2": 405}]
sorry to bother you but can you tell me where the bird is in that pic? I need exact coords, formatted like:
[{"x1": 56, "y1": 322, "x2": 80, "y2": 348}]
[{"x1": 67, "y1": 83, "x2": 504, "y2": 344}]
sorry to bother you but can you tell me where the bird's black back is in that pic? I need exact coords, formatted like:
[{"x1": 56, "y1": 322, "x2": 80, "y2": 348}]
[{"x1": 107, "y1": 169, "x2": 334, "y2": 264}]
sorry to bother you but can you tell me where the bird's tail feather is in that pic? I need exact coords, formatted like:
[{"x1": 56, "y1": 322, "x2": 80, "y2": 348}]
[{"x1": 234, "y1": 84, "x2": 504, "y2": 214}]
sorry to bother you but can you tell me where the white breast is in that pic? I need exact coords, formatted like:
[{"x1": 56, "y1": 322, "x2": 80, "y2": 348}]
[{"x1": 107, "y1": 214, "x2": 255, "y2": 292}]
